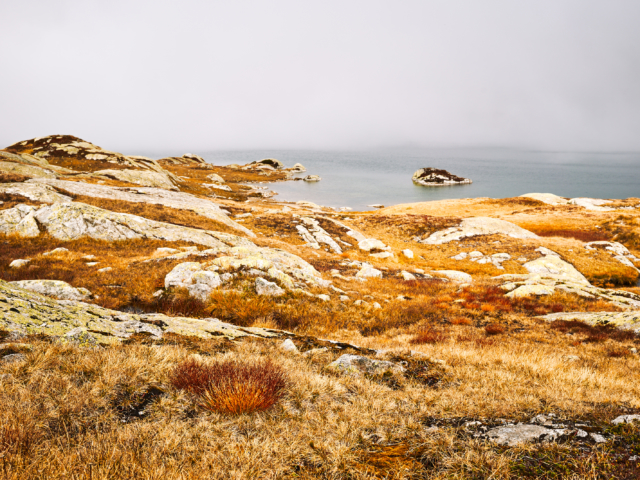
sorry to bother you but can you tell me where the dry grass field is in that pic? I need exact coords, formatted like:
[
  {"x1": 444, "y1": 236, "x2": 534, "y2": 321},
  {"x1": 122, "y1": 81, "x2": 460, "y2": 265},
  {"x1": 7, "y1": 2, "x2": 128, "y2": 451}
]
[{"x1": 1, "y1": 141, "x2": 640, "y2": 478}]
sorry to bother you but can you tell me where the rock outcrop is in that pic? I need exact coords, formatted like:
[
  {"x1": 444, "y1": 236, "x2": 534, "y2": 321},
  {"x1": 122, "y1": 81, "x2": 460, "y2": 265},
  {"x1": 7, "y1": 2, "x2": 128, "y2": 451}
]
[
  {"x1": 0, "y1": 279, "x2": 279, "y2": 344},
  {"x1": 0, "y1": 202, "x2": 253, "y2": 248},
  {"x1": 9, "y1": 280, "x2": 91, "y2": 301},
  {"x1": 303, "y1": 175, "x2": 321, "y2": 182},
  {"x1": 162, "y1": 243, "x2": 330, "y2": 299},
  {"x1": 585, "y1": 241, "x2": 640, "y2": 272},
  {"x1": 497, "y1": 255, "x2": 640, "y2": 310},
  {"x1": 250, "y1": 158, "x2": 284, "y2": 169},
  {"x1": 26, "y1": 178, "x2": 253, "y2": 236},
  {"x1": 4, "y1": 135, "x2": 173, "y2": 176},
  {"x1": 325, "y1": 354, "x2": 403, "y2": 376},
  {"x1": 519, "y1": 193, "x2": 569, "y2": 205},
  {"x1": 0, "y1": 182, "x2": 72, "y2": 204},
  {"x1": 412, "y1": 168, "x2": 472, "y2": 187},
  {"x1": 538, "y1": 311, "x2": 640, "y2": 332},
  {"x1": 94, "y1": 169, "x2": 178, "y2": 190},
  {"x1": 421, "y1": 217, "x2": 539, "y2": 244}
]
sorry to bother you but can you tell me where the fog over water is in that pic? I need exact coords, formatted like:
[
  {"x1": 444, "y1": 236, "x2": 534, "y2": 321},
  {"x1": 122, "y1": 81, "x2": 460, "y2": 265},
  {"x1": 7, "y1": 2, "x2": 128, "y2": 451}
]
[{"x1": 2, "y1": 1, "x2": 640, "y2": 154}]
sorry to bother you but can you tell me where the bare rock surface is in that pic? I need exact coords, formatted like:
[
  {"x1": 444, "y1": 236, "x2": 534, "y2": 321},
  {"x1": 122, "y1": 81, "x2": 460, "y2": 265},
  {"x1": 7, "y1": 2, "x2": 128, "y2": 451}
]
[
  {"x1": 94, "y1": 169, "x2": 178, "y2": 190},
  {"x1": 432, "y1": 270, "x2": 472, "y2": 283},
  {"x1": 0, "y1": 182, "x2": 72, "y2": 204},
  {"x1": 568, "y1": 197, "x2": 614, "y2": 211},
  {"x1": 0, "y1": 202, "x2": 253, "y2": 248},
  {"x1": 0, "y1": 161, "x2": 57, "y2": 179},
  {"x1": 519, "y1": 193, "x2": 569, "y2": 205},
  {"x1": 421, "y1": 217, "x2": 538, "y2": 244},
  {"x1": 412, "y1": 168, "x2": 472, "y2": 186},
  {"x1": 325, "y1": 354, "x2": 404, "y2": 376},
  {"x1": 0, "y1": 279, "x2": 279, "y2": 344},
  {"x1": 255, "y1": 277, "x2": 285, "y2": 296},
  {"x1": 523, "y1": 255, "x2": 589, "y2": 284},
  {"x1": 538, "y1": 311, "x2": 640, "y2": 332},
  {"x1": 10, "y1": 280, "x2": 91, "y2": 301},
  {"x1": 164, "y1": 262, "x2": 222, "y2": 300},
  {"x1": 27, "y1": 178, "x2": 253, "y2": 236}
]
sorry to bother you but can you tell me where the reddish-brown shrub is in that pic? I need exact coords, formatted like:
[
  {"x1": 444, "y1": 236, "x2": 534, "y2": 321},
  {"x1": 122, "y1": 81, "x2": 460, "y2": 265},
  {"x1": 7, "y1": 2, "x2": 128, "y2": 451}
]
[
  {"x1": 529, "y1": 227, "x2": 610, "y2": 242},
  {"x1": 606, "y1": 347, "x2": 632, "y2": 358},
  {"x1": 550, "y1": 303, "x2": 564, "y2": 313},
  {"x1": 474, "y1": 338, "x2": 495, "y2": 348},
  {"x1": 484, "y1": 324, "x2": 505, "y2": 335},
  {"x1": 170, "y1": 358, "x2": 288, "y2": 415},
  {"x1": 450, "y1": 316, "x2": 472, "y2": 326},
  {"x1": 410, "y1": 329, "x2": 448, "y2": 345},
  {"x1": 480, "y1": 304, "x2": 496, "y2": 313}
]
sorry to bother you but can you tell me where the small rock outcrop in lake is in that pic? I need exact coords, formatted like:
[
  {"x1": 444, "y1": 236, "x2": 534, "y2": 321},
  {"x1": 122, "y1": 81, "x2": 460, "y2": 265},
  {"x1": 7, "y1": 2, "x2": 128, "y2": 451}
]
[
  {"x1": 412, "y1": 168, "x2": 472, "y2": 187},
  {"x1": 303, "y1": 175, "x2": 321, "y2": 182},
  {"x1": 250, "y1": 158, "x2": 284, "y2": 169}
]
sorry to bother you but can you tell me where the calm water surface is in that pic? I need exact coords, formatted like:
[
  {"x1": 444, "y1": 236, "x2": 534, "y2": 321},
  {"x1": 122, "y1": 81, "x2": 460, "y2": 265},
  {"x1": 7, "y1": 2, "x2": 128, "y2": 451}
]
[{"x1": 137, "y1": 147, "x2": 640, "y2": 211}]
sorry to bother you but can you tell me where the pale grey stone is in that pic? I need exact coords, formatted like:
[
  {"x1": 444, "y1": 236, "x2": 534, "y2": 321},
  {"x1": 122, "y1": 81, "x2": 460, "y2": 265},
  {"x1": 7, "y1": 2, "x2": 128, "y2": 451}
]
[{"x1": 255, "y1": 277, "x2": 285, "y2": 296}]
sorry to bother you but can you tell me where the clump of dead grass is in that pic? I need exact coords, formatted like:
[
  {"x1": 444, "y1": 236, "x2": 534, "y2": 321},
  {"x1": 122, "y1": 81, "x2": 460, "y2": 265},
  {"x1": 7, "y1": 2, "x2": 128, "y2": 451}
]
[{"x1": 170, "y1": 358, "x2": 288, "y2": 415}]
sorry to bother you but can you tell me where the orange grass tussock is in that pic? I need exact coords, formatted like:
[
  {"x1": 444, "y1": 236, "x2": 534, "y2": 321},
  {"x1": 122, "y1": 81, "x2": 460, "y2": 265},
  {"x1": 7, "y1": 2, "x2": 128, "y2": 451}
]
[{"x1": 170, "y1": 358, "x2": 289, "y2": 415}]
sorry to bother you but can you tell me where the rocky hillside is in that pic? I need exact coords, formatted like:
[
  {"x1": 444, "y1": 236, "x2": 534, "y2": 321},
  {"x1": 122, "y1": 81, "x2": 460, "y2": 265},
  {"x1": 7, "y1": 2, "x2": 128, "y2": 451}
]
[{"x1": 1, "y1": 136, "x2": 639, "y2": 479}]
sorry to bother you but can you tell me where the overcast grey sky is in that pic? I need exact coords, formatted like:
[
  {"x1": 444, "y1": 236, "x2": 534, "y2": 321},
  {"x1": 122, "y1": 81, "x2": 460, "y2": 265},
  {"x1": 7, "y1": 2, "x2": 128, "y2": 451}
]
[{"x1": 1, "y1": 0, "x2": 639, "y2": 152}]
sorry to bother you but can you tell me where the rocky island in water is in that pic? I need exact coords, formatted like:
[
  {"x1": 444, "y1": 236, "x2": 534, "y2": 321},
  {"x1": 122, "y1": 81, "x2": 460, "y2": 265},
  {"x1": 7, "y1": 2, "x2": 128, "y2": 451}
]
[{"x1": 1, "y1": 134, "x2": 639, "y2": 478}]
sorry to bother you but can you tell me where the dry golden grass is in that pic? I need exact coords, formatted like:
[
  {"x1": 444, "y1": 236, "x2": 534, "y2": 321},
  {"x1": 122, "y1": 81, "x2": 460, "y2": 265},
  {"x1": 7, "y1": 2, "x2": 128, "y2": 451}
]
[{"x1": 0, "y1": 325, "x2": 638, "y2": 479}]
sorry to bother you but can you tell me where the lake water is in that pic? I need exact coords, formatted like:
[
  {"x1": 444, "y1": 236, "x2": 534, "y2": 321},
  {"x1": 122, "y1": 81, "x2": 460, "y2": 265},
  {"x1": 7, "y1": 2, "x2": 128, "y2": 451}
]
[{"x1": 140, "y1": 147, "x2": 640, "y2": 211}]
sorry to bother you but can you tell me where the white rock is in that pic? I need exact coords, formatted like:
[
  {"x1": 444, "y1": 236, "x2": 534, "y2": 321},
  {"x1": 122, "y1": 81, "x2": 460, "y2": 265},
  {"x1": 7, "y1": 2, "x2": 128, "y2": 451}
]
[
  {"x1": 156, "y1": 247, "x2": 180, "y2": 254},
  {"x1": 255, "y1": 277, "x2": 285, "y2": 296},
  {"x1": 280, "y1": 339, "x2": 298, "y2": 352},
  {"x1": 339, "y1": 295, "x2": 350, "y2": 302},
  {"x1": 42, "y1": 247, "x2": 69, "y2": 256},
  {"x1": 358, "y1": 238, "x2": 387, "y2": 252},
  {"x1": 452, "y1": 252, "x2": 468, "y2": 260},
  {"x1": 97, "y1": 267, "x2": 112, "y2": 273},
  {"x1": 506, "y1": 284, "x2": 555, "y2": 298},
  {"x1": 316, "y1": 294, "x2": 331, "y2": 302},
  {"x1": 569, "y1": 198, "x2": 613, "y2": 211},
  {"x1": 519, "y1": 193, "x2": 569, "y2": 205},
  {"x1": 372, "y1": 302, "x2": 382, "y2": 309},
  {"x1": 401, "y1": 249, "x2": 414, "y2": 259},
  {"x1": 524, "y1": 255, "x2": 588, "y2": 284},
  {"x1": 401, "y1": 271, "x2": 417, "y2": 281},
  {"x1": 370, "y1": 251, "x2": 393, "y2": 259},
  {"x1": 432, "y1": 270, "x2": 472, "y2": 283},
  {"x1": 611, "y1": 415, "x2": 640, "y2": 425},
  {"x1": 165, "y1": 262, "x2": 221, "y2": 301},
  {"x1": 484, "y1": 424, "x2": 567, "y2": 446},
  {"x1": 9, "y1": 259, "x2": 30, "y2": 268},
  {"x1": 10, "y1": 280, "x2": 91, "y2": 301},
  {"x1": 356, "y1": 265, "x2": 383, "y2": 279},
  {"x1": 422, "y1": 217, "x2": 538, "y2": 244},
  {"x1": 325, "y1": 354, "x2": 404, "y2": 376},
  {"x1": 535, "y1": 246, "x2": 560, "y2": 257}
]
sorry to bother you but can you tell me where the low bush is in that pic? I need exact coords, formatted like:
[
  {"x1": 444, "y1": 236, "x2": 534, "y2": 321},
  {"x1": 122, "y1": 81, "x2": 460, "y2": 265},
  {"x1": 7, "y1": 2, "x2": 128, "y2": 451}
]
[
  {"x1": 410, "y1": 329, "x2": 448, "y2": 345},
  {"x1": 170, "y1": 358, "x2": 288, "y2": 415},
  {"x1": 484, "y1": 324, "x2": 505, "y2": 335}
]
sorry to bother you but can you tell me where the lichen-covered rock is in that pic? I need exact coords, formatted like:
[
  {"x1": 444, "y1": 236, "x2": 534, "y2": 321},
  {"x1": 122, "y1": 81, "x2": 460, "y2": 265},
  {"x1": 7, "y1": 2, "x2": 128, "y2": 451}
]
[
  {"x1": 421, "y1": 217, "x2": 538, "y2": 244},
  {"x1": 182, "y1": 153, "x2": 206, "y2": 164},
  {"x1": 0, "y1": 161, "x2": 57, "y2": 179},
  {"x1": 94, "y1": 169, "x2": 178, "y2": 190},
  {"x1": 412, "y1": 168, "x2": 472, "y2": 186},
  {"x1": 432, "y1": 270, "x2": 472, "y2": 283},
  {"x1": 290, "y1": 163, "x2": 306, "y2": 172},
  {"x1": 538, "y1": 311, "x2": 640, "y2": 332},
  {"x1": 401, "y1": 271, "x2": 417, "y2": 281},
  {"x1": 27, "y1": 178, "x2": 253, "y2": 236},
  {"x1": 612, "y1": 415, "x2": 640, "y2": 425},
  {"x1": 9, "y1": 280, "x2": 91, "y2": 301},
  {"x1": 0, "y1": 202, "x2": 249, "y2": 249},
  {"x1": 297, "y1": 217, "x2": 342, "y2": 253},
  {"x1": 251, "y1": 158, "x2": 284, "y2": 169},
  {"x1": 164, "y1": 262, "x2": 221, "y2": 300},
  {"x1": 523, "y1": 255, "x2": 588, "y2": 284},
  {"x1": 0, "y1": 182, "x2": 72, "y2": 204},
  {"x1": 0, "y1": 279, "x2": 280, "y2": 344},
  {"x1": 0, "y1": 204, "x2": 40, "y2": 237},
  {"x1": 483, "y1": 424, "x2": 568, "y2": 446},
  {"x1": 402, "y1": 249, "x2": 414, "y2": 259},
  {"x1": 255, "y1": 277, "x2": 285, "y2": 296},
  {"x1": 4, "y1": 135, "x2": 172, "y2": 176},
  {"x1": 325, "y1": 354, "x2": 404, "y2": 376}
]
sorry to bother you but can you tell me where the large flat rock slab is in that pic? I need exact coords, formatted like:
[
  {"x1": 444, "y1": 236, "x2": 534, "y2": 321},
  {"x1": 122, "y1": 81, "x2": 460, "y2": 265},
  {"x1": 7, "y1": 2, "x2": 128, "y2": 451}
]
[
  {"x1": 27, "y1": 178, "x2": 254, "y2": 236},
  {"x1": 420, "y1": 217, "x2": 539, "y2": 244}
]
